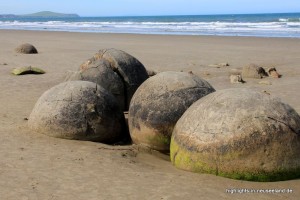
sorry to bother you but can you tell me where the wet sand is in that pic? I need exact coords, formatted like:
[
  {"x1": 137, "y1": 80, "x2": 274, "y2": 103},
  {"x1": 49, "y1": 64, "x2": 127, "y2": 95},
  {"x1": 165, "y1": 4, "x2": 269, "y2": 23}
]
[{"x1": 0, "y1": 30, "x2": 299, "y2": 199}]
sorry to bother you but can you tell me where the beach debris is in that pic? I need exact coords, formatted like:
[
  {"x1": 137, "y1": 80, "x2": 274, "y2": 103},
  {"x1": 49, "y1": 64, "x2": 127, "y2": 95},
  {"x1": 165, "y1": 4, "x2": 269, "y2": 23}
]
[
  {"x1": 171, "y1": 88, "x2": 300, "y2": 181},
  {"x1": 128, "y1": 71, "x2": 215, "y2": 152},
  {"x1": 28, "y1": 81, "x2": 127, "y2": 143},
  {"x1": 203, "y1": 71, "x2": 210, "y2": 76},
  {"x1": 12, "y1": 66, "x2": 45, "y2": 75},
  {"x1": 209, "y1": 62, "x2": 230, "y2": 68},
  {"x1": 75, "y1": 48, "x2": 149, "y2": 111},
  {"x1": 262, "y1": 90, "x2": 271, "y2": 95},
  {"x1": 242, "y1": 63, "x2": 268, "y2": 79},
  {"x1": 259, "y1": 80, "x2": 272, "y2": 85},
  {"x1": 147, "y1": 69, "x2": 157, "y2": 76},
  {"x1": 268, "y1": 67, "x2": 281, "y2": 78},
  {"x1": 1, "y1": 62, "x2": 8, "y2": 65},
  {"x1": 15, "y1": 43, "x2": 38, "y2": 54},
  {"x1": 230, "y1": 74, "x2": 245, "y2": 84}
]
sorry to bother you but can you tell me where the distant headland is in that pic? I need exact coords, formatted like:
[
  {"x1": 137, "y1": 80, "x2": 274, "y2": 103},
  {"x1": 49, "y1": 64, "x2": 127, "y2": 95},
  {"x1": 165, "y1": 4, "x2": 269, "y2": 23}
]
[{"x1": 0, "y1": 11, "x2": 80, "y2": 18}]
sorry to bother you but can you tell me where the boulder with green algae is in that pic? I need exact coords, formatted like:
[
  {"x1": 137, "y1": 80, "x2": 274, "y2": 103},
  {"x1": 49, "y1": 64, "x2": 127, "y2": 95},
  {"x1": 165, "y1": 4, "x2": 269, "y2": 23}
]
[
  {"x1": 171, "y1": 88, "x2": 300, "y2": 181},
  {"x1": 128, "y1": 71, "x2": 215, "y2": 152},
  {"x1": 12, "y1": 66, "x2": 45, "y2": 75},
  {"x1": 28, "y1": 81, "x2": 126, "y2": 143},
  {"x1": 78, "y1": 48, "x2": 149, "y2": 111},
  {"x1": 67, "y1": 59, "x2": 125, "y2": 111}
]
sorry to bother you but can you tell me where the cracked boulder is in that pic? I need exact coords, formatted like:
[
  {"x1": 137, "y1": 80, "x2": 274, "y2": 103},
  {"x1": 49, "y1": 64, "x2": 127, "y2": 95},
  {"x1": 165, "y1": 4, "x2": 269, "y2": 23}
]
[
  {"x1": 15, "y1": 43, "x2": 38, "y2": 54},
  {"x1": 128, "y1": 71, "x2": 216, "y2": 152},
  {"x1": 28, "y1": 81, "x2": 126, "y2": 143},
  {"x1": 78, "y1": 48, "x2": 149, "y2": 111},
  {"x1": 67, "y1": 60, "x2": 125, "y2": 111},
  {"x1": 171, "y1": 88, "x2": 300, "y2": 181}
]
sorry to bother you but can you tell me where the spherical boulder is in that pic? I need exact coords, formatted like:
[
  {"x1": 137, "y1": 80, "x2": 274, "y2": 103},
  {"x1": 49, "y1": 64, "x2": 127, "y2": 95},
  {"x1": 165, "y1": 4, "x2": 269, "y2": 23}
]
[
  {"x1": 171, "y1": 88, "x2": 300, "y2": 181},
  {"x1": 128, "y1": 71, "x2": 216, "y2": 152},
  {"x1": 67, "y1": 59, "x2": 125, "y2": 111},
  {"x1": 79, "y1": 48, "x2": 149, "y2": 110},
  {"x1": 28, "y1": 81, "x2": 126, "y2": 143},
  {"x1": 15, "y1": 43, "x2": 38, "y2": 54}
]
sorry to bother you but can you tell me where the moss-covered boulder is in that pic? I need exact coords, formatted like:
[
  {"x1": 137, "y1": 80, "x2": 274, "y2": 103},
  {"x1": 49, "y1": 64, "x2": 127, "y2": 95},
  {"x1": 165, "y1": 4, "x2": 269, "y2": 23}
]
[
  {"x1": 128, "y1": 71, "x2": 215, "y2": 152},
  {"x1": 28, "y1": 81, "x2": 126, "y2": 143},
  {"x1": 171, "y1": 88, "x2": 300, "y2": 181},
  {"x1": 15, "y1": 43, "x2": 38, "y2": 54},
  {"x1": 78, "y1": 48, "x2": 149, "y2": 110}
]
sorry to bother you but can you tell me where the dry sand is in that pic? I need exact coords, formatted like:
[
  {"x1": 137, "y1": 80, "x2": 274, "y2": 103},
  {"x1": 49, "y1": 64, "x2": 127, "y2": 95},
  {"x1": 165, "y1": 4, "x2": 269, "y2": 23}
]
[{"x1": 0, "y1": 30, "x2": 299, "y2": 199}]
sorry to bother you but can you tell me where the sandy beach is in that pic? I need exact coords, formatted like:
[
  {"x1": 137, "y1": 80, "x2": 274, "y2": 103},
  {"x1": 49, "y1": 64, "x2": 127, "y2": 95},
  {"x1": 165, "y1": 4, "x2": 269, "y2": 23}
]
[{"x1": 0, "y1": 29, "x2": 299, "y2": 199}]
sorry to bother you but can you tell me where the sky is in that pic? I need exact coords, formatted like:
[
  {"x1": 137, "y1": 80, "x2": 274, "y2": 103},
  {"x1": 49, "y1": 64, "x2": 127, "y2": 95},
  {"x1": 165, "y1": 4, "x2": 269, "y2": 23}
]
[{"x1": 0, "y1": 0, "x2": 299, "y2": 16}]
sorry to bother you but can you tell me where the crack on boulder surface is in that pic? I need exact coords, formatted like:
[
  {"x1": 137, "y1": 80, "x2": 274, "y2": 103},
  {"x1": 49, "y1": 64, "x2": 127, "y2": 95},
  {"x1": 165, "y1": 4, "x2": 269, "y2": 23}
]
[
  {"x1": 109, "y1": 64, "x2": 128, "y2": 110},
  {"x1": 267, "y1": 116, "x2": 300, "y2": 136}
]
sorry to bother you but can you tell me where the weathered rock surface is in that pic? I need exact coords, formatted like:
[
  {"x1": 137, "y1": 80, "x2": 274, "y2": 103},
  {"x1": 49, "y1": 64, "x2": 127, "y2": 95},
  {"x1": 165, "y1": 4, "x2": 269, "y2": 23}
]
[
  {"x1": 242, "y1": 63, "x2": 268, "y2": 79},
  {"x1": 128, "y1": 71, "x2": 216, "y2": 152},
  {"x1": 15, "y1": 43, "x2": 38, "y2": 54},
  {"x1": 171, "y1": 88, "x2": 300, "y2": 181},
  {"x1": 28, "y1": 81, "x2": 126, "y2": 143},
  {"x1": 78, "y1": 48, "x2": 149, "y2": 110},
  {"x1": 67, "y1": 60, "x2": 125, "y2": 111}
]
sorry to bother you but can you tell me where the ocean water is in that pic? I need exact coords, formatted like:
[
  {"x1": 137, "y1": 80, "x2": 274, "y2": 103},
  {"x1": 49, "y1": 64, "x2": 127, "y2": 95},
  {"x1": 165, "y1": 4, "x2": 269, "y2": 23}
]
[{"x1": 0, "y1": 13, "x2": 300, "y2": 38}]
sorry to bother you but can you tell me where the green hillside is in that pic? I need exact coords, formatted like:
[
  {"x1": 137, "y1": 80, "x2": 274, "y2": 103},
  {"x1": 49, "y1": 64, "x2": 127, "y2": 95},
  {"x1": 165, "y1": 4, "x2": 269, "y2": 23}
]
[{"x1": 20, "y1": 11, "x2": 79, "y2": 18}]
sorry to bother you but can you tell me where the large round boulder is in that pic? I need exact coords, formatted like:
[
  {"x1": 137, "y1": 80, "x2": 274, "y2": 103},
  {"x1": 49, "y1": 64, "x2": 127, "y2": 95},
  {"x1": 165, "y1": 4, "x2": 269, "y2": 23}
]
[
  {"x1": 28, "y1": 81, "x2": 126, "y2": 143},
  {"x1": 15, "y1": 43, "x2": 38, "y2": 54},
  {"x1": 67, "y1": 59, "x2": 125, "y2": 111},
  {"x1": 78, "y1": 48, "x2": 149, "y2": 110},
  {"x1": 171, "y1": 88, "x2": 300, "y2": 181},
  {"x1": 128, "y1": 71, "x2": 216, "y2": 152}
]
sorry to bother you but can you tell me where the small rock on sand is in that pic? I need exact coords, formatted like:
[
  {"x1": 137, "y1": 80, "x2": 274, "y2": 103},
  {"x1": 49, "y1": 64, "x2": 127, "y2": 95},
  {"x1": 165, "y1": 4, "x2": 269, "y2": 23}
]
[
  {"x1": 209, "y1": 62, "x2": 230, "y2": 68},
  {"x1": 230, "y1": 74, "x2": 244, "y2": 84},
  {"x1": 242, "y1": 63, "x2": 268, "y2": 79},
  {"x1": 15, "y1": 43, "x2": 38, "y2": 54},
  {"x1": 259, "y1": 80, "x2": 272, "y2": 85},
  {"x1": 268, "y1": 67, "x2": 281, "y2": 78}
]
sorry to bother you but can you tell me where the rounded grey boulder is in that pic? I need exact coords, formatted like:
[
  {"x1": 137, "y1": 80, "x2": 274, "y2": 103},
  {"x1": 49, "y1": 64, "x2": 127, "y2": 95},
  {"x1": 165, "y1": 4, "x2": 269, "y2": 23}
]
[
  {"x1": 79, "y1": 48, "x2": 149, "y2": 110},
  {"x1": 128, "y1": 71, "x2": 216, "y2": 152},
  {"x1": 171, "y1": 88, "x2": 300, "y2": 181},
  {"x1": 67, "y1": 60, "x2": 125, "y2": 111},
  {"x1": 28, "y1": 81, "x2": 126, "y2": 143},
  {"x1": 15, "y1": 43, "x2": 38, "y2": 54}
]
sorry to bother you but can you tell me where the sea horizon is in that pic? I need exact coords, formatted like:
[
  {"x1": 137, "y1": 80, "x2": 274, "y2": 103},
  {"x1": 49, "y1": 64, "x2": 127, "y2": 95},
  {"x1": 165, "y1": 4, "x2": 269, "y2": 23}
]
[
  {"x1": 0, "y1": 12, "x2": 300, "y2": 38},
  {"x1": 80, "y1": 11, "x2": 300, "y2": 18}
]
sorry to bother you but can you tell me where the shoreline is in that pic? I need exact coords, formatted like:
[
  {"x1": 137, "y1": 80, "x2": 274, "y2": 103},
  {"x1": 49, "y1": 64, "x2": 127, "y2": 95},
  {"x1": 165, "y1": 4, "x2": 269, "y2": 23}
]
[{"x1": 1, "y1": 28, "x2": 300, "y2": 39}]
